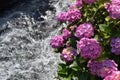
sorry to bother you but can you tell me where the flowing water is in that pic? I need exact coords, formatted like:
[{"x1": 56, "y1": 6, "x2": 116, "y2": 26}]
[{"x1": 0, "y1": 0, "x2": 71, "y2": 80}]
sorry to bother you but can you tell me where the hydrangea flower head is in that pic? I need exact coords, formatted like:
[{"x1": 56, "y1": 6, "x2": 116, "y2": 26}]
[
  {"x1": 75, "y1": 23, "x2": 94, "y2": 39},
  {"x1": 77, "y1": 38, "x2": 102, "y2": 59},
  {"x1": 88, "y1": 60, "x2": 118, "y2": 78},
  {"x1": 105, "y1": 2, "x2": 120, "y2": 19},
  {"x1": 83, "y1": 0, "x2": 96, "y2": 4},
  {"x1": 75, "y1": 0, "x2": 82, "y2": 7},
  {"x1": 56, "y1": 12, "x2": 67, "y2": 22},
  {"x1": 62, "y1": 28, "x2": 71, "y2": 40},
  {"x1": 110, "y1": 38, "x2": 120, "y2": 55},
  {"x1": 50, "y1": 35, "x2": 64, "y2": 48},
  {"x1": 98, "y1": 60, "x2": 118, "y2": 78},
  {"x1": 104, "y1": 71, "x2": 120, "y2": 80},
  {"x1": 111, "y1": 0, "x2": 120, "y2": 4},
  {"x1": 87, "y1": 60, "x2": 102, "y2": 75},
  {"x1": 66, "y1": 9, "x2": 82, "y2": 23},
  {"x1": 61, "y1": 47, "x2": 77, "y2": 62}
]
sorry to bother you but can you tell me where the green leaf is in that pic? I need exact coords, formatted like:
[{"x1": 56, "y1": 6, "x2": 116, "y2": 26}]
[
  {"x1": 99, "y1": 24, "x2": 107, "y2": 32},
  {"x1": 98, "y1": 24, "x2": 112, "y2": 38},
  {"x1": 58, "y1": 63, "x2": 66, "y2": 70},
  {"x1": 99, "y1": 24, "x2": 112, "y2": 33},
  {"x1": 58, "y1": 69, "x2": 68, "y2": 75},
  {"x1": 105, "y1": 16, "x2": 111, "y2": 21},
  {"x1": 71, "y1": 66, "x2": 81, "y2": 72},
  {"x1": 75, "y1": 72, "x2": 90, "y2": 80},
  {"x1": 94, "y1": 34, "x2": 99, "y2": 40}
]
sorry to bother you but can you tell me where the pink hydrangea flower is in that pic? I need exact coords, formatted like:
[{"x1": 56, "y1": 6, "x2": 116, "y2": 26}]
[
  {"x1": 98, "y1": 60, "x2": 118, "y2": 78},
  {"x1": 87, "y1": 60, "x2": 102, "y2": 75},
  {"x1": 62, "y1": 28, "x2": 71, "y2": 40},
  {"x1": 50, "y1": 35, "x2": 64, "y2": 48},
  {"x1": 104, "y1": 71, "x2": 120, "y2": 80},
  {"x1": 83, "y1": 0, "x2": 96, "y2": 4},
  {"x1": 75, "y1": 0, "x2": 82, "y2": 7},
  {"x1": 110, "y1": 38, "x2": 120, "y2": 55},
  {"x1": 75, "y1": 23, "x2": 94, "y2": 39},
  {"x1": 56, "y1": 12, "x2": 67, "y2": 22},
  {"x1": 66, "y1": 9, "x2": 82, "y2": 23},
  {"x1": 88, "y1": 60, "x2": 118, "y2": 78},
  {"x1": 61, "y1": 47, "x2": 77, "y2": 62},
  {"x1": 111, "y1": 0, "x2": 120, "y2": 4},
  {"x1": 105, "y1": 2, "x2": 120, "y2": 19},
  {"x1": 77, "y1": 38, "x2": 102, "y2": 59}
]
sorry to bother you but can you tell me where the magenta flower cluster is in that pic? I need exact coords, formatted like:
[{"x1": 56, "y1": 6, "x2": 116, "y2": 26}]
[
  {"x1": 50, "y1": 35, "x2": 64, "y2": 48},
  {"x1": 75, "y1": 0, "x2": 82, "y2": 7},
  {"x1": 104, "y1": 71, "x2": 120, "y2": 80},
  {"x1": 77, "y1": 38, "x2": 102, "y2": 59},
  {"x1": 75, "y1": 0, "x2": 96, "y2": 7},
  {"x1": 50, "y1": 28, "x2": 72, "y2": 49},
  {"x1": 111, "y1": 0, "x2": 120, "y2": 4},
  {"x1": 61, "y1": 47, "x2": 77, "y2": 62},
  {"x1": 75, "y1": 23, "x2": 94, "y2": 39},
  {"x1": 67, "y1": 9, "x2": 82, "y2": 23},
  {"x1": 62, "y1": 28, "x2": 71, "y2": 40},
  {"x1": 110, "y1": 38, "x2": 120, "y2": 55},
  {"x1": 87, "y1": 59, "x2": 118, "y2": 78},
  {"x1": 105, "y1": 0, "x2": 120, "y2": 19},
  {"x1": 57, "y1": 9, "x2": 81, "y2": 23},
  {"x1": 57, "y1": 12, "x2": 67, "y2": 22}
]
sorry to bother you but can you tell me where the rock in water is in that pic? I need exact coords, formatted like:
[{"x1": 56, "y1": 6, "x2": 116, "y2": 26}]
[{"x1": 0, "y1": 0, "x2": 71, "y2": 80}]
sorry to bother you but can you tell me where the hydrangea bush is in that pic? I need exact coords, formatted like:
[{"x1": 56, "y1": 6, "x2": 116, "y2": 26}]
[{"x1": 50, "y1": 0, "x2": 120, "y2": 80}]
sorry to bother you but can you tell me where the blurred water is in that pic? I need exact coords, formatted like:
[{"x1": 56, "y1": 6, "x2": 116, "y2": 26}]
[{"x1": 0, "y1": 0, "x2": 71, "y2": 80}]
